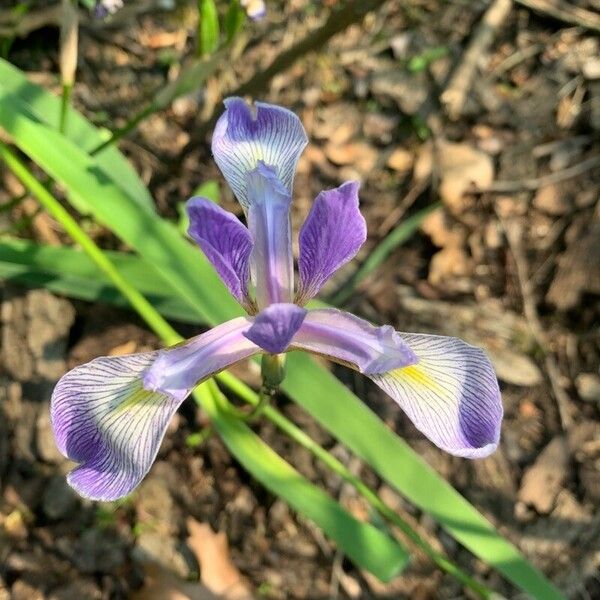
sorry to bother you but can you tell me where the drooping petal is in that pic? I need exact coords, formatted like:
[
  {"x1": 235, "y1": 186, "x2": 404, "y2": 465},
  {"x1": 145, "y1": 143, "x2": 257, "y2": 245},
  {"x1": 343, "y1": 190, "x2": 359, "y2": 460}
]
[
  {"x1": 187, "y1": 197, "x2": 253, "y2": 306},
  {"x1": 291, "y1": 309, "x2": 417, "y2": 374},
  {"x1": 369, "y1": 334, "x2": 502, "y2": 458},
  {"x1": 247, "y1": 163, "x2": 294, "y2": 308},
  {"x1": 212, "y1": 97, "x2": 308, "y2": 209},
  {"x1": 143, "y1": 317, "x2": 260, "y2": 399},
  {"x1": 297, "y1": 182, "x2": 366, "y2": 304},
  {"x1": 244, "y1": 303, "x2": 307, "y2": 354},
  {"x1": 291, "y1": 309, "x2": 502, "y2": 458},
  {"x1": 51, "y1": 352, "x2": 186, "y2": 501},
  {"x1": 51, "y1": 318, "x2": 262, "y2": 501}
]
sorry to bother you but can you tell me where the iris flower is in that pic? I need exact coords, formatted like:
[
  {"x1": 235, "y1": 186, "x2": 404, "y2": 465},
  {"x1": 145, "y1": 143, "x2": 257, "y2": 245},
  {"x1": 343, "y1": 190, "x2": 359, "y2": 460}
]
[{"x1": 51, "y1": 98, "x2": 503, "y2": 501}]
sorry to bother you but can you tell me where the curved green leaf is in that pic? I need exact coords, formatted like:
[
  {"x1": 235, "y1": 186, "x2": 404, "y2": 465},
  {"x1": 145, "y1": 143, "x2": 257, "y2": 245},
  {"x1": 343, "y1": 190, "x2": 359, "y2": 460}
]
[{"x1": 0, "y1": 58, "x2": 153, "y2": 212}]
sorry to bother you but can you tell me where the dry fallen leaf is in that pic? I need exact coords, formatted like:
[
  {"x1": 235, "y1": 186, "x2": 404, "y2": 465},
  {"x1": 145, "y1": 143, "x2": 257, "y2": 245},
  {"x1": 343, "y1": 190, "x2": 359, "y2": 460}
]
[
  {"x1": 187, "y1": 518, "x2": 254, "y2": 600},
  {"x1": 437, "y1": 140, "x2": 494, "y2": 213},
  {"x1": 132, "y1": 519, "x2": 254, "y2": 600},
  {"x1": 109, "y1": 340, "x2": 138, "y2": 356},
  {"x1": 386, "y1": 147, "x2": 413, "y2": 172},
  {"x1": 324, "y1": 141, "x2": 378, "y2": 175}
]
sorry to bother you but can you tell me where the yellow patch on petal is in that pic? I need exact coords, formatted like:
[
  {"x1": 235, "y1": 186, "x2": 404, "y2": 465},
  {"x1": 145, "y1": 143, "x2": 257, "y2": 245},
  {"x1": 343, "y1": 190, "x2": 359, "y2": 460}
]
[{"x1": 390, "y1": 364, "x2": 445, "y2": 396}]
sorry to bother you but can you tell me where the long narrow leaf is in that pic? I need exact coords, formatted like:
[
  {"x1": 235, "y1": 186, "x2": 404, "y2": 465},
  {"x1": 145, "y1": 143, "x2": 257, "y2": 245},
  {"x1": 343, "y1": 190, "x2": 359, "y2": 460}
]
[
  {"x1": 196, "y1": 382, "x2": 410, "y2": 582},
  {"x1": 0, "y1": 59, "x2": 153, "y2": 211},
  {"x1": 0, "y1": 238, "x2": 203, "y2": 323},
  {"x1": 282, "y1": 352, "x2": 563, "y2": 600},
  {"x1": 0, "y1": 95, "x2": 242, "y2": 324},
  {"x1": 198, "y1": 0, "x2": 220, "y2": 56}
]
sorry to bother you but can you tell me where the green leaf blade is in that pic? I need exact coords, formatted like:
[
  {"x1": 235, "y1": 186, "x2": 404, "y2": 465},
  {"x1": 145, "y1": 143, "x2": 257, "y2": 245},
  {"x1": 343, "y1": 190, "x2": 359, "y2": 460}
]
[{"x1": 197, "y1": 384, "x2": 410, "y2": 582}]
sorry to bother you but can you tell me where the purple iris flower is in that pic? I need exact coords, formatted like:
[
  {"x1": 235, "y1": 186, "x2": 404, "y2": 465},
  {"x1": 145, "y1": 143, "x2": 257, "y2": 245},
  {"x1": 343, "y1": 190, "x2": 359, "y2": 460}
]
[
  {"x1": 51, "y1": 98, "x2": 503, "y2": 501},
  {"x1": 94, "y1": 0, "x2": 124, "y2": 18}
]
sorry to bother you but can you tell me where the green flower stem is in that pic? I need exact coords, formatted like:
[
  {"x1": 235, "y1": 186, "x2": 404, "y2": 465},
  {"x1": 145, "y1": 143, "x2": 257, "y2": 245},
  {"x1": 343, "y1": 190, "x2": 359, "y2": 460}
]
[
  {"x1": 59, "y1": 83, "x2": 73, "y2": 135},
  {"x1": 215, "y1": 373, "x2": 493, "y2": 600},
  {"x1": 0, "y1": 143, "x2": 493, "y2": 599},
  {"x1": 0, "y1": 142, "x2": 178, "y2": 346}
]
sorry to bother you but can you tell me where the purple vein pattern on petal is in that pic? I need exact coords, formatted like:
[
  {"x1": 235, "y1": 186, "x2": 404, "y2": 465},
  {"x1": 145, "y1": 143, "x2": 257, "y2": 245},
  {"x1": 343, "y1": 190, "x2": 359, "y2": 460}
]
[
  {"x1": 291, "y1": 309, "x2": 417, "y2": 374},
  {"x1": 247, "y1": 164, "x2": 294, "y2": 308},
  {"x1": 187, "y1": 197, "x2": 253, "y2": 304},
  {"x1": 144, "y1": 317, "x2": 259, "y2": 399},
  {"x1": 370, "y1": 333, "x2": 503, "y2": 458},
  {"x1": 51, "y1": 352, "x2": 186, "y2": 501},
  {"x1": 244, "y1": 303, "x2": 307, "y2": 354},
  {"x1": 297, "y1": 181, "x2": 366, "y2": 304},
  {"x1": 212, "y1": 97, "x2": 308, "y2": 209}
]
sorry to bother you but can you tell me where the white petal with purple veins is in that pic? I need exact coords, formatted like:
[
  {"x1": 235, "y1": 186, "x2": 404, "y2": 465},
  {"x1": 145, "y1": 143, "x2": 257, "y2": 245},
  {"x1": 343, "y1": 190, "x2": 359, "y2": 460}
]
[
  {"x1": 51, "y1": 352, "x2": 185, "y2": 501},
  {"x1": 212, "y1": 97, "x2": 307, "y2": 209}
]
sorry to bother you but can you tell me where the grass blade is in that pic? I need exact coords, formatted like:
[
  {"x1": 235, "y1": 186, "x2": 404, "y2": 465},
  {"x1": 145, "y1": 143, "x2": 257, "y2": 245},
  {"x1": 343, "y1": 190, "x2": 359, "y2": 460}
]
[
  {"x1": 0, "y1": 238, "x2": 204, "y2": 323},
  {"x1": 0, "y1": 58, "x2": 153, "y2": 211},
  {"x1": 197, "y1": 381, "x2": 410, "y2": 582},
  {"x1": 329, "y1": 202, "x2": 440, "y2": 305}
]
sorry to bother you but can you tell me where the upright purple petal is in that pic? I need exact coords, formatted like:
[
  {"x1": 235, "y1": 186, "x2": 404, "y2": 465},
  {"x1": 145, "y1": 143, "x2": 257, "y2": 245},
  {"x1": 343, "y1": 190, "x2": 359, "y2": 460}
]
[
  {"x1": 244, "y1": 303, "x2": 307, "y2": 354},
  {"x1": 291, "y1": 309, "x2": 417, "y2": 374},
  {"x1": 212, "y1": 97, "x2": 308, "y2": 209},
  {"x1": 297, "y1": 181, "x2": 366, "y2": 304},
  {"x1": 51, "y1": 352, "x2": 185, "y2": 501},
  {"x1": 247, "y1": 163, "x2": 294, "y2": 308},
  {"x1": 52, "y1": 318, "x2": 262, "y2": 501},
  {"x1": 187, "y1": 198, "x2": 253, "y2": 307},
  {"x1": 144, "y1": 317, "x2": 259, "y2": 398},
  {"x1": 291, "y1": 309, "x2": 502, "y2": 458}
]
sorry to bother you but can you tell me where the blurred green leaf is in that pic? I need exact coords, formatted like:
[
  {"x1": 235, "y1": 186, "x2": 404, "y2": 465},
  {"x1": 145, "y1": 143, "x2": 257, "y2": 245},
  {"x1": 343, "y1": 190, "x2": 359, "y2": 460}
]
[
  {"x1": 198, "y1": 0, "x2": 220, "y2": 56},
  {"x1": 407, "y1": 46, "x2": 449, "y2": 72},
  {"x1": 224, "y1": 0, "x2": 246, "y2": 42},
  {"x1": 0, "y1": 238, "x2": 204, "y2": 323}
]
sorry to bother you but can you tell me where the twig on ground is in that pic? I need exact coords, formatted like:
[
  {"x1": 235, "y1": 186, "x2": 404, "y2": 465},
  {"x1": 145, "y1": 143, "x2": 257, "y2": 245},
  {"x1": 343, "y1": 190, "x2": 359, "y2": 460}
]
[
  {"x1": 377, "y1": 176, "x2": 430, "y2": 236},
  {"x1": 441, "y1": 0, "x2": 513, "y2": 120},
  {"x1": 514, "y1": 0, "x2": 600, "y2": 33},
  {"x1": 479, "y1": 154, "x2": 600, "y2": 192},
  {"x1": 497, "y1": 215, "x2": 573, "y2": 430}
]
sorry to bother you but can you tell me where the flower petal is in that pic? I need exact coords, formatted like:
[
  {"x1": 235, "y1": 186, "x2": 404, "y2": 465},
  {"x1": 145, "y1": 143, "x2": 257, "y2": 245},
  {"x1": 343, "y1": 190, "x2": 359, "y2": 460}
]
[
  {"x1": 247, "y1": 163, "x2": 294, "y2": 308},
  {"x1": 187, "y1": 197, "x2": 253, "y2": 306},
  {"x1": 291, "y1": 309, "x2": 417, "y2": 374},
  {"x1": 370, "y1": 334, "x2": 502, "y2": 458},
  {"x1": 290, "y1": 310, "x2": 502, "y2": 458},
  {"x1": 212, "y1": 97, "x2": 308, "y2": 209},
  {"x1": 244, "y1": 303, "x2": 307, "y2": 354},
  {"x1": 297, "y1": 182, "x2": 366, "y2": 304},
  {"x1": 241, "y1": 0, "x2": 266, "y2": 19},
  {"x1": 51, "y1": 352, "x2": 185, "y2": 501},
  {"x1": 144, "y1": 317, "x2": 260, "y2": 398}
]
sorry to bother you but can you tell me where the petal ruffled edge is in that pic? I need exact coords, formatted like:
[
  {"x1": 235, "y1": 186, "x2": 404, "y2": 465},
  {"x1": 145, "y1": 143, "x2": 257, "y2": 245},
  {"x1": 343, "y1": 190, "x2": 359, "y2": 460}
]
[
  {"x1": 51, "y1": 352, "x2": 186, "y2": 501},
  {"x1": 370, "y1": 333, "x2": 503, "y2": 458},
  {"x1": 212, "y1": 97, "x2": 308, "y2": 209}
]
